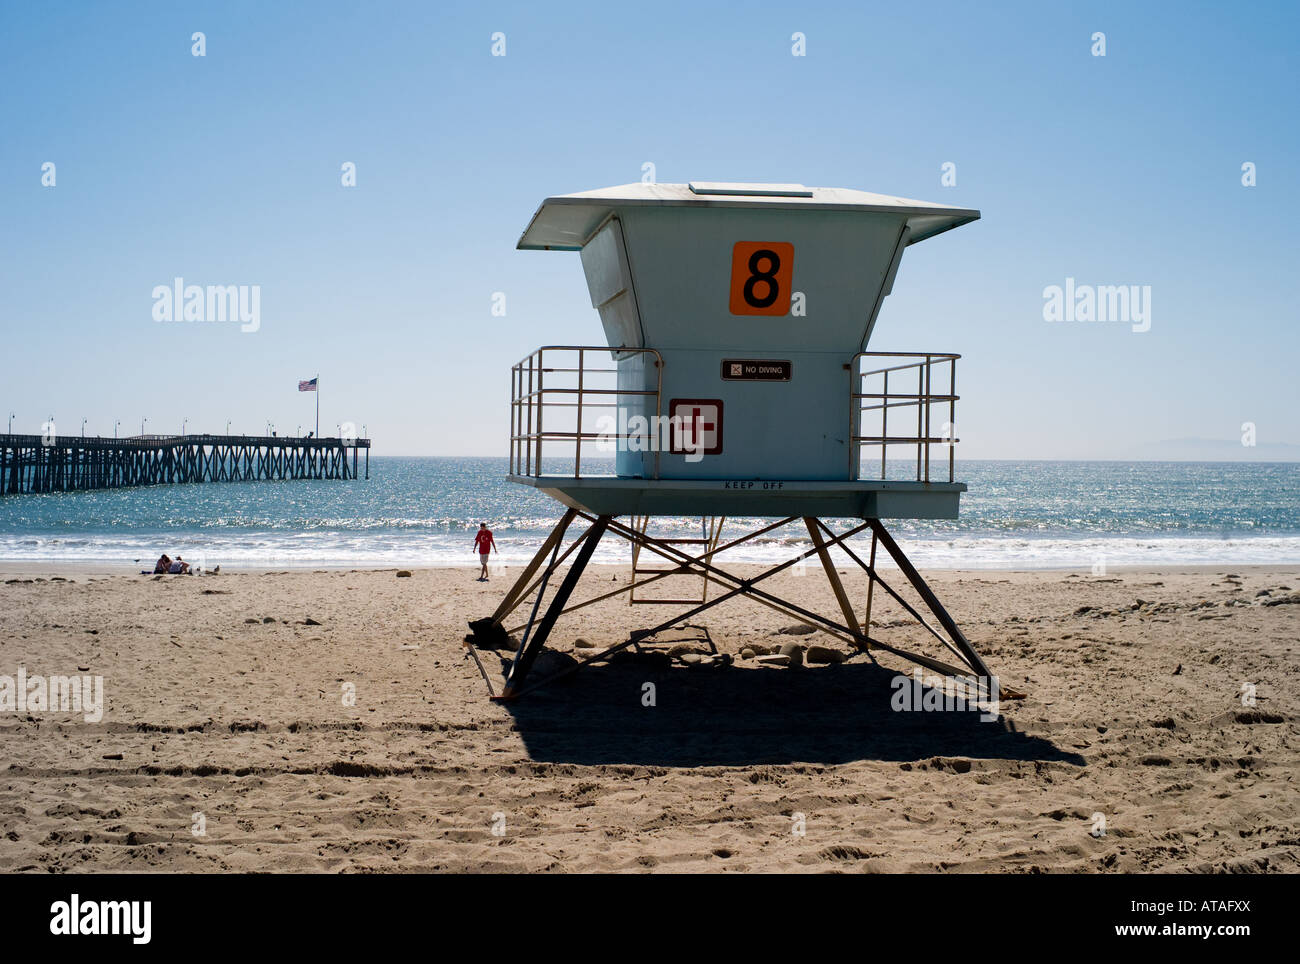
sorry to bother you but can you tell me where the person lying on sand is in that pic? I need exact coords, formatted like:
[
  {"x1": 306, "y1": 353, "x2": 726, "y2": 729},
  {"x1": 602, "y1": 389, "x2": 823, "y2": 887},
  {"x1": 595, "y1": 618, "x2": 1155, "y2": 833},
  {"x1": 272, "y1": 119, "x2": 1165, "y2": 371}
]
[{"x1": 167, "y1": 556, "x2": 191, "y2": 575}]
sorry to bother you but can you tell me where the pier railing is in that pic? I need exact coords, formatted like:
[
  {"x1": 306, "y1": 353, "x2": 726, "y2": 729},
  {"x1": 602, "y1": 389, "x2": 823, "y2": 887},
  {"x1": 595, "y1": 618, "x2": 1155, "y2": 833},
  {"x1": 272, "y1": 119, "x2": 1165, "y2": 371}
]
[
  {"x1": 0, "y1": 433, "x2": 371, "y2": 494},
  {"x1": 851, "y1": 351, "x2": 960, "y2": 483},
  {"x1": 510, "y1": 345, "x2": 663, "y2": 478}
]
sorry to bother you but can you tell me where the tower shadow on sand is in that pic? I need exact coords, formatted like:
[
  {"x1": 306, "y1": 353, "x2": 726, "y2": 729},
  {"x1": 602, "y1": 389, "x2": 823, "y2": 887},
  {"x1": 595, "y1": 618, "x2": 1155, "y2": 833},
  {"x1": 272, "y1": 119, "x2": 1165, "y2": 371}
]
[{"x1": 496, "y1": 661, "x2": 1086, "y2": 768}]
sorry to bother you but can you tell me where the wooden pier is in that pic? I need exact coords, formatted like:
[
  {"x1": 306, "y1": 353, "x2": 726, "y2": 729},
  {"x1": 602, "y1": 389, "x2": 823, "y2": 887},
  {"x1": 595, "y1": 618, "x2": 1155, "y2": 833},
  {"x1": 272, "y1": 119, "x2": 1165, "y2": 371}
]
[{"x1": 0, "y1": 433, "x2": 370, "y2": 495}]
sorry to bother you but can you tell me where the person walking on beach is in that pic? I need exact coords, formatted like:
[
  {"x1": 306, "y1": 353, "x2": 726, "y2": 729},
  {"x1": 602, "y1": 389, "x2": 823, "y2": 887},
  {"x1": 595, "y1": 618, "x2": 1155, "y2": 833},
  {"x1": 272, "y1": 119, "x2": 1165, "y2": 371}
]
[{"x1": 473, "y1": 523, "x2": 497, "y2": 581}]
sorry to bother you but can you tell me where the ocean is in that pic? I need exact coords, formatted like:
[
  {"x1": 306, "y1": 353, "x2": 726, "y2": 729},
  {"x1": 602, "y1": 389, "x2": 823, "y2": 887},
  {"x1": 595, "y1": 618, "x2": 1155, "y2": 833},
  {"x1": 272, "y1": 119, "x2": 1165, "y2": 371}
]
[{"x1": 0, "y1": 458, "x2": 1297, "y2": 570}]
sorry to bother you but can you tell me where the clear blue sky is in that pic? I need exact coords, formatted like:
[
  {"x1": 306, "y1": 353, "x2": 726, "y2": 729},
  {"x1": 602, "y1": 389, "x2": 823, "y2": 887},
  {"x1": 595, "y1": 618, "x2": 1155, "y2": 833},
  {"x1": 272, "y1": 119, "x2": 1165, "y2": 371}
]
[{"x1": 2, "y1": 0, "x2": 1296, "y2": 457}]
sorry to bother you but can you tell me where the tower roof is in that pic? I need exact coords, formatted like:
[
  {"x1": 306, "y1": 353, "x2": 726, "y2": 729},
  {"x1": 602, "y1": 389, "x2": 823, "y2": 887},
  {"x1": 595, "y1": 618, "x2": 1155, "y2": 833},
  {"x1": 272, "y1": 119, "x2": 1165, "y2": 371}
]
[{"x1": 517, "y1": 182, "x2": 980, "y2": 251}]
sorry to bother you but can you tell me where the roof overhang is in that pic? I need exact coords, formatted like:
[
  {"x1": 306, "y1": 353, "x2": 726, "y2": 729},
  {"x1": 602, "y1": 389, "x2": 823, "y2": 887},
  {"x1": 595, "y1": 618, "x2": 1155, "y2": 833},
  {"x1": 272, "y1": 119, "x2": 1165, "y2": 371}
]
[{"x1": 517, "y1": 182, "x2": 979, "y2": 251}]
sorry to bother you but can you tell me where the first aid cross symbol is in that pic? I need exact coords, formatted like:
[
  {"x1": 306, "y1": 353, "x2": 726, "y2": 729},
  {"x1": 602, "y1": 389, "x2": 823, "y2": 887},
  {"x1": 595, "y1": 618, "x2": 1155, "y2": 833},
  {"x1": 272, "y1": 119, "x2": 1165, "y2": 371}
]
[{"x1": 684, "y1": 406, "x2": 714, "y2": 448}]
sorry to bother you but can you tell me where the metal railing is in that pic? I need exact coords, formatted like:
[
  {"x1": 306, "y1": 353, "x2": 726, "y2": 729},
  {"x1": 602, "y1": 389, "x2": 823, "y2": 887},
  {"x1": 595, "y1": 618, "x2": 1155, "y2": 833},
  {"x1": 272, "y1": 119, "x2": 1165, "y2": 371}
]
[
  {"x1": 851, "y1": 351, "x2": 960, "y2": 483},
  {"x1": 510, "y1": 345, "x2": 663, "y2": 479},
  {"x1": 0, "y1": 433, "x2": 371, "y2": 449}
]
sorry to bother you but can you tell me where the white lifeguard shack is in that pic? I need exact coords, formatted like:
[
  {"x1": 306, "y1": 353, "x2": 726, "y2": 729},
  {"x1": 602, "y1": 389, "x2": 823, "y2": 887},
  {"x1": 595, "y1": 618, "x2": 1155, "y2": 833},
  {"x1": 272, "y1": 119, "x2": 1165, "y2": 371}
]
[{"x1": 469, "y1": 182, "x2": 1012, "y2": 703}]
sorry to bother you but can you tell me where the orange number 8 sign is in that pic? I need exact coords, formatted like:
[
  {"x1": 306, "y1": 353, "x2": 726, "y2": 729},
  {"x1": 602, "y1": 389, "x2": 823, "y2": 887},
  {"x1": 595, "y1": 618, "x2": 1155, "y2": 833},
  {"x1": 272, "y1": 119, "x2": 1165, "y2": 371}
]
[{"x1": 729, "y1": 241, "x2": 793, "y2": 316}]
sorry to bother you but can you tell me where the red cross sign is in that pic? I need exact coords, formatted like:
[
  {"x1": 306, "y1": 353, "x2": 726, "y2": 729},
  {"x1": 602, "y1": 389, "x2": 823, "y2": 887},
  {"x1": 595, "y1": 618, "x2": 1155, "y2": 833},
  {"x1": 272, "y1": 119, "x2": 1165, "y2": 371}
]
[{"x1": 669, "y1": 398, "x2": 724, "y2": 456}]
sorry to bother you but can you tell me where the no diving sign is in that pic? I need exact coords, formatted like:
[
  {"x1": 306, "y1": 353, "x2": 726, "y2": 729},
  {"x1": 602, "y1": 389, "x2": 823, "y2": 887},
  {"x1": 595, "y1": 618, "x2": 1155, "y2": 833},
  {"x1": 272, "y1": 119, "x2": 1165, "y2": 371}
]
[{"x1": 720, "y1": 359, "x2": 792, "y2": 382}]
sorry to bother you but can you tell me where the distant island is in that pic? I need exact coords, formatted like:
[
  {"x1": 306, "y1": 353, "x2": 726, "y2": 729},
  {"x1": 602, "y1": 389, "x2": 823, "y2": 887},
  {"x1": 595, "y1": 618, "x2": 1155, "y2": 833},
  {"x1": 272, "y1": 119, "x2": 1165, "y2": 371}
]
[{"x1": 1133, "y1": 438, "x2": 1300, "y2": 462}]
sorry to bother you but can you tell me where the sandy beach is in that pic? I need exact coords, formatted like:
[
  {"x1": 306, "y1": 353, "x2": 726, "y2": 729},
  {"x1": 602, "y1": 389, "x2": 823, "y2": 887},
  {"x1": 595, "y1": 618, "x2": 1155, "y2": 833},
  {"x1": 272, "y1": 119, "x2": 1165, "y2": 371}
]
[{"x1": 0, "y1": 562, "x2": 1296, "y2": 873}]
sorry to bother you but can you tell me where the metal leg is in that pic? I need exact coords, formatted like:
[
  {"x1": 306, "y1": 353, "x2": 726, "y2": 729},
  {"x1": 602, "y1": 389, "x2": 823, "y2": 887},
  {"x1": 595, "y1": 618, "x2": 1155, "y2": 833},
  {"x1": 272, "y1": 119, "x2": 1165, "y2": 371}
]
[
  {"x1": 804, "y1": 516, "x2": 864, "y2": 641},
  {"x1": 864, "y1": 529, "x2": 878, "y2": 630},
  {"x1": 491, "y1": 508, "x2": 576, "y2": 624},
  {"x1": 499, "y1": 515, "x2": 610, "y2": 699},
  {"x1": 866, "y1": 518, "x2": 992, "y2": 680},
  {"x1": 467, "y1": 508, "x2": 577, "y2": 649}
]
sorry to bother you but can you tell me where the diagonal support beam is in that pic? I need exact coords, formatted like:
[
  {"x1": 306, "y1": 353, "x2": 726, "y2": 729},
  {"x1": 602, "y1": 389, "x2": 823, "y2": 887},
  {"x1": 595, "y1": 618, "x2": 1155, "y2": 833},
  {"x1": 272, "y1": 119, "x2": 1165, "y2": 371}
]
[
  {"x1": 491, "y1": 507, "x2": 576, "y2": 624},
  {"x1": 804, "y1": 516, "x2": 864, "y2": 642},
  {"x1": 817, "y1": 518, "x2": 966, "y2": 665},
  {"x1": 866, "y1": 518, "x2": 992, "y2": 680},
  {"x1": 498, "y1": 515, "x2": 610, "y2": 699}
]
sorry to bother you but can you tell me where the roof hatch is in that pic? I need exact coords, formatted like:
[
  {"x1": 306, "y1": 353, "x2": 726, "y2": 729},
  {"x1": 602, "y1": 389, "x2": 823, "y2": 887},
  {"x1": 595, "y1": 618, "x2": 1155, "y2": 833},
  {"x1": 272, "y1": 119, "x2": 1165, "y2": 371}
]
[{"x1": 687, "y1": 181, "x2": 813, "y2": 197}]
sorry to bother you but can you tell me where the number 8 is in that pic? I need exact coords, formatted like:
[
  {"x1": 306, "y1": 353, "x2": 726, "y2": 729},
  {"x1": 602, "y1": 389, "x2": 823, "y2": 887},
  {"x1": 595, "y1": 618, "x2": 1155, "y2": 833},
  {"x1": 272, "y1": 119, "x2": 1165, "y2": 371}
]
[{"x1": 743, "y1": 249, "x2": 781, "y2": 309}]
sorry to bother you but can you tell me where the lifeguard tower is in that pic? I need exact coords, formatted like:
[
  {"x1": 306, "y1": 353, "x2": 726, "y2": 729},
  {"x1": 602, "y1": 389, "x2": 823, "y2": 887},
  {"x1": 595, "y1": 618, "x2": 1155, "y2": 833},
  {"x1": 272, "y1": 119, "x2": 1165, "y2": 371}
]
[{"x1": 469, "y1": 181, "x2": 1010, "y2": 702}]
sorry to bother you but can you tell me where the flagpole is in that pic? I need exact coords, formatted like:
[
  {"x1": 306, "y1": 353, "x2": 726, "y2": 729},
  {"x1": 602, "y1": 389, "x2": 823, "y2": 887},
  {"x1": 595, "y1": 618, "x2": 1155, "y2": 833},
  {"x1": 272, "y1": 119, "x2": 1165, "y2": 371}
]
[{"x1": 315, "y1": 374, "x2": 320, "y2": 437}]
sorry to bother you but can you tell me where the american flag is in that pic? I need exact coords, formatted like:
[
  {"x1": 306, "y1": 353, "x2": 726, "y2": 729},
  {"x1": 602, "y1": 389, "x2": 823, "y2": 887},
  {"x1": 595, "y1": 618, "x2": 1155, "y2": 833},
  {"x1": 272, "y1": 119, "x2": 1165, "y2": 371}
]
[{"x1": 298, "y1": 378, "x2": 317, "y2": 392}]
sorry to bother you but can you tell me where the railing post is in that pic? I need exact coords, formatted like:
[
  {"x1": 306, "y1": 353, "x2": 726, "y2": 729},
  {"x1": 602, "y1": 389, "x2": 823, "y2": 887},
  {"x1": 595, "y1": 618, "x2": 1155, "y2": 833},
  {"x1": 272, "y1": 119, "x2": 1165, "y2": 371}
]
[
  {"x1": 923, "y1": 355, "x2": 932, "y2": 483},
  {"x1": 526, "y1": 352, "x2": 535, "y2": 476},
  {"x1": 881, "y1": 369, "x2": 888, "y2": 480},
  {"x1": 515, "y1": 360, "x2": 522, "y2": 475},
  {"x1": 575, "y1": 347, "x2": 584, "y2": 478},
  {"x1": 653, "y1": 353, "x2": 663, "y2": 480},
  {"x1": 949, "y1": 358, "x2": 957, "y2": 483},
  {"x1": 536, "y1": 351, "x2": 544, "y2": 476},
  {"x1": 915, "y1": 360, "x2": 923, "y2": 482},
  {"x1": 847, "y1": 354, "x2": 857, "y2": 481}
]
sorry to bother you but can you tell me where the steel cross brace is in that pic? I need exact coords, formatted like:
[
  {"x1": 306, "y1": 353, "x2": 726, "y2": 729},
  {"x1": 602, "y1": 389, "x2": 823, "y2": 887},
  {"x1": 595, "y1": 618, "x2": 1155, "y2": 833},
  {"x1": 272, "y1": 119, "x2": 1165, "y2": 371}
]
[{"x1": 467, "y1": 512, "x2": 1016, "y2": 701}]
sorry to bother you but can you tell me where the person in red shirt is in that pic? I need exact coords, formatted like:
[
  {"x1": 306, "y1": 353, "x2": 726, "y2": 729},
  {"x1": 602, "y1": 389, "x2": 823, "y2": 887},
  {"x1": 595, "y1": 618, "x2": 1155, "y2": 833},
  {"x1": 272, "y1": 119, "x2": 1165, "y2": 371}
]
[{"x1": 473, "y1": 522, "x2": 497, "y2": 581}]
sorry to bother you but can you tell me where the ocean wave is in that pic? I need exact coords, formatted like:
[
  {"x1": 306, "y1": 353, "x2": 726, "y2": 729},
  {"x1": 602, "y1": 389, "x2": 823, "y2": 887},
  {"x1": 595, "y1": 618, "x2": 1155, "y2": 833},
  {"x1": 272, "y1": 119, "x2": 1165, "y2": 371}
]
[{"x1": 2, "y1": 533, "x2": 1298, "y2": 569}]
